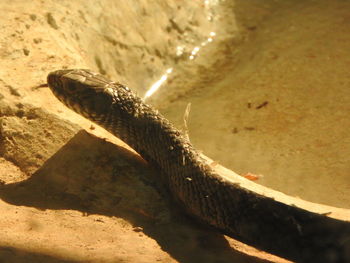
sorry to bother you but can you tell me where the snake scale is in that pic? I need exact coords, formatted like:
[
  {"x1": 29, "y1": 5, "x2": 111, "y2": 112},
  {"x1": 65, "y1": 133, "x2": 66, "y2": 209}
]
[{"x1": 47, "y1": 69, "x2": 350, "y2": 263}]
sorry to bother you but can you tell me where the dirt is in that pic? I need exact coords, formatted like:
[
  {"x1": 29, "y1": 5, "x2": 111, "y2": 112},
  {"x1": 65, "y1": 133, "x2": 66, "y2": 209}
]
[
  {"x1": 0, "y1": 0, "x2": 348, "y2": 263},
  {"x1": 155, "y1": 0, "x2": 350, "y2": 209}
]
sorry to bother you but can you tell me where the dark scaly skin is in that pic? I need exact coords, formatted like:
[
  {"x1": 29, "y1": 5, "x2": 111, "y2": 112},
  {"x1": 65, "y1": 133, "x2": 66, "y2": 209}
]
[{"x1": 47, "y1": 69, "x2": 350, "y2": 262}]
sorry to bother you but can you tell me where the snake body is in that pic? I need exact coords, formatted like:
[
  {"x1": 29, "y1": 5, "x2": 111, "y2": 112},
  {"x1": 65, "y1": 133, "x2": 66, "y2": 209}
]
[{"x1": 47, "y1": 69, "x2": 350, "y2": 262}]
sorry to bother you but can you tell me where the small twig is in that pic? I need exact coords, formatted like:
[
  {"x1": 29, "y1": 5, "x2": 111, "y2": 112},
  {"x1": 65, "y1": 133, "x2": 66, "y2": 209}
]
[
  {"x1": 256, "y1": 101, "x2": 269, "y2": 109},
  {"x1": 183, "y1": 102, "x2": 191, "y2": 141}
]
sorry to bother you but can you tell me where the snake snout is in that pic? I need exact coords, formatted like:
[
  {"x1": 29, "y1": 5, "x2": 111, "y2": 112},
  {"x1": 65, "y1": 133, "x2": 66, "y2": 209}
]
[
  {"x1": 47, "y1": 70, "x2": 66, "y2": 92},
  {"x1": 47, "y1": 69, "x2": 73, "y2": 88}
]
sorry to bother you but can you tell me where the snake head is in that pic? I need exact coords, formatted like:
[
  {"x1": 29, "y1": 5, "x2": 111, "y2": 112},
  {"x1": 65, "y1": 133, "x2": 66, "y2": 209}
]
[{"x1": 47, "y1": 69, "x2": 116, "y2": 119}]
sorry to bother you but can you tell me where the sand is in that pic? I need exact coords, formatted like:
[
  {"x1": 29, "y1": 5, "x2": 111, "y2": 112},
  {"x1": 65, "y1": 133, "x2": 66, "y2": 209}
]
[{"x1": 0, "y1": 0, "x2": 348, "y2": 262}]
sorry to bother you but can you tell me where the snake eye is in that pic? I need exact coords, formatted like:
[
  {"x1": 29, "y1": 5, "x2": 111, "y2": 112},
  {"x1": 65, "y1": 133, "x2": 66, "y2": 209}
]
[
  {"x1": 66, "y1": 83, "x2": 77, "y2": 92},
  {"x1": 64, "y1": 81, "x2": 80, "y2": 94}
]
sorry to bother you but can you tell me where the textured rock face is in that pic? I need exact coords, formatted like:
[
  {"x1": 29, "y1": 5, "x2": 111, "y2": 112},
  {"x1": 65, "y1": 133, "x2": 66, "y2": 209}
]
[{"x1": 0, "y1": 101, "x2": 79, "y2": 175}]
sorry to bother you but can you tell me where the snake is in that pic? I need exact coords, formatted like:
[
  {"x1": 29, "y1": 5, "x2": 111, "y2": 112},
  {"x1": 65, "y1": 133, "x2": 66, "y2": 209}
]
[{"x1": 46, "y1": 69, "x2": 350, "y2": 262}]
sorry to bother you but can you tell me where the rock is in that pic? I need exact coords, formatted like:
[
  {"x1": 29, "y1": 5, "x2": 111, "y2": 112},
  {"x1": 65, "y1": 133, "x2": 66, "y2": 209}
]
[{"x1": 0, "y1": 102, "x2": 79, "y2": 175}]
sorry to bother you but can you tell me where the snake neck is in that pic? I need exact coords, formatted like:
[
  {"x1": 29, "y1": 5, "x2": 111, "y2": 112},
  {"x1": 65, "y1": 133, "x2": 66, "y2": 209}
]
[{"x1": 88, "y1": 89, "x2": 211, "y2": 187}]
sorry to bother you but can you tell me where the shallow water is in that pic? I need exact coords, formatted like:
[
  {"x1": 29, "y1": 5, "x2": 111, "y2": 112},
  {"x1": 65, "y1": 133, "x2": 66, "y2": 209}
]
[{"x1": 150, "y1": 0, "x2": 350, "y2": 208}]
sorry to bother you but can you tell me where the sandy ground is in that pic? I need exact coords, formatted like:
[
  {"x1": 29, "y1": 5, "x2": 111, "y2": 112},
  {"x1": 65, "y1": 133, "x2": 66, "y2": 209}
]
[
  {"x1": 158, "y1": 0, "x2": 350, "y2": 209},
  {"x1": 0, "y1": 0, "x2": 349, "y2": 262}
]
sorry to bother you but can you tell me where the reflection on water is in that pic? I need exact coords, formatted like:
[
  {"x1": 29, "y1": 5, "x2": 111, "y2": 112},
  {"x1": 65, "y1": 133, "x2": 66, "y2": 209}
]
[
  {"x1": 144, "y1": 31, "x2": 216, "y2": 100},
  {"x1": 144, "y1": 68, "x2": 173, "y2": 100},
  {"x1": 190, "y1": 32, "x2": 216, "y2": 60},
  {"x1": 143, "y1": 0, "x2": 221, "y2": 100},
  {"x1": 149, "y1": 0, "x2": 350, "y2": 208}
]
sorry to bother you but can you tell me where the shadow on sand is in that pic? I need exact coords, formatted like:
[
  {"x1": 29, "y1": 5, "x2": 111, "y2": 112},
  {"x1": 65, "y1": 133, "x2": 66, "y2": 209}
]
[
  {"x1": 0, "y1": 246, "x2": 82, "y2": 263},
  {"x1": 0, "y1": 130, "x2": 272, "y2": 263}
]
